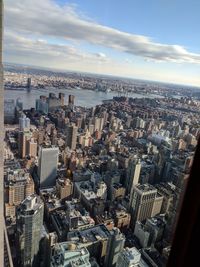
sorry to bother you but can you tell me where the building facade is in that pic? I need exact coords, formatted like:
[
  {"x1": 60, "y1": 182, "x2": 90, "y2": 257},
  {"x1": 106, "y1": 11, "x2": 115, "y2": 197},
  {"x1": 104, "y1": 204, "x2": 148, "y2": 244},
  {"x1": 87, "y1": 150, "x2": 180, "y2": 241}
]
[
  {"x1": 38, "y1": 146, "x2": 59, "y2": 188},
  {"x1": 65, "y1": 124, "x2": 78, "y2": 150},
  {"x1": 129, "y1": 184, "x2": 163, "y2": 226},
  {"x1": 16, "y1": 195, "x2": 44, "y2": 267}
]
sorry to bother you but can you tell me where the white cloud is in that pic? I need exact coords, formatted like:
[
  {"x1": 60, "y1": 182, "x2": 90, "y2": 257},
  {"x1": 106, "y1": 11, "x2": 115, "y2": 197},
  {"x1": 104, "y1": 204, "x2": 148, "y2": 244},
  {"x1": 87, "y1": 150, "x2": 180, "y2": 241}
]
[
  {"x1": 4, "y1": 31, "x2": 112, "y2": 66},
  {"x1": 4, "y1": 31, "x2": 200, "y2": 87},
  {"x1": 4, "y1": 0, "x2": 200, "y2": 64}
]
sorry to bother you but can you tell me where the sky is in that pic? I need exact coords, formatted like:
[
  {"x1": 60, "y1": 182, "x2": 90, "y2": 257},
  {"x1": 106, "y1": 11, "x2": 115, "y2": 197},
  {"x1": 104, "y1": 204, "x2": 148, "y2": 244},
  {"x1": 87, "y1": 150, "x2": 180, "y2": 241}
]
[{"x1": 4, "y1": 0, "x2": 200, "y2": 86}]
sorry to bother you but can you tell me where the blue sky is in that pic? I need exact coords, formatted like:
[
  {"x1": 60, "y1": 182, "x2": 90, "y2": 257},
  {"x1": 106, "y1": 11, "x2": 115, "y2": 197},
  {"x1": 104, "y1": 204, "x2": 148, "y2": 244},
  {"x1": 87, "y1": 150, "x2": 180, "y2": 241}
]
[
  {"x1": 60, "y1": 0, "x2": 199, "y2": 42},
  {"x1": 56, "y1": 0, "x2": 200, "y2": 48},
  {"x1": 4, "y1": 0, "x2": 200, "y2": 86}
]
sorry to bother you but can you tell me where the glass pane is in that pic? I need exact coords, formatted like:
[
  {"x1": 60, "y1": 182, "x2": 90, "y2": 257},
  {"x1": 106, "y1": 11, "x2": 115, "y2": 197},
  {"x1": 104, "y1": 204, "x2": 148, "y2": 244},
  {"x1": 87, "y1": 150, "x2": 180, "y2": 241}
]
[{"x1": 3, "y1": 1, "x2": 199, "y2": 266}]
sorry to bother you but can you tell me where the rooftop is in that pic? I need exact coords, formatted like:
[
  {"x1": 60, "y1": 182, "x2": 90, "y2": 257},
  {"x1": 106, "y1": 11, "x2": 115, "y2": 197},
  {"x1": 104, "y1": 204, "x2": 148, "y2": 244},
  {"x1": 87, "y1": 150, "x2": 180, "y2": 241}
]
[
  {"x1": 51, "y1": 242, "x2": 91, "y2": 267},
  {"x1": 75, "y1": 180, "x2": 107, "y2": 201},
  {"x1": 20, "y1": 194, "x2": 43, "y2": 213},
  {"x1": 123, "y1": 247, "x2": 141, "y2": 262},
  {"x1": 68, "y1": 224, "x2": 111, "y2": 244},
  {"x1": 135, "y1": 183, "x2": 157, "y2": 193}
]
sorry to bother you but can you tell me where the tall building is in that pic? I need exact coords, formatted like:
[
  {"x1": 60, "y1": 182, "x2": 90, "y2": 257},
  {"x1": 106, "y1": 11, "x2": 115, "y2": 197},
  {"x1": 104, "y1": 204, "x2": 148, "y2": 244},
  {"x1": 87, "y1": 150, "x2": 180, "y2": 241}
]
[
  {"x1": 134, "y1": 215, "x2": 166, "y2": 248},
  {"x1": 36, "y1": 96, "x2": 49, "y2": 114},
  {"x1": 105, "y1": 228, "x2": 125, "y2": 267},
  {"x1": 19, "y1": 114, "x2": 30, "y2": 131},
  {"x1": 48, "y1": 93, "x2": 61, "y2": 112},
  {"x1": 4, "y1": 99, "x2": 16, "y2": 123},
  {"x1": 27, "y1": 77, "x2": 31, "y2": 92},
  {"x1": 68, "y1": 224, "x2": 111, "y2": 266},
  {"x1": 68, "y1": 95, "x2": 75, "y2": 106},
  {"x1": 5, "y1": 169, "x2": 35, "y2": 217},
  {"x1": 79, "y1": 130, "x2": 92, "y2": 148},
  {"x1": 16, "y1": 195, "x2": 44, "y2": 267},
  {"x1": 4, "y1": 224, "x2": 13, "y2": 267},
  {"x1": 37, "y1": 146, "x2": 59, "y2": 188},
  {"x1": 56, "y1": 178, "x2": 73, "y2": 200},
  {"x1": 67, "y1": 224, "x2": 125, "y2": 267},
  {"x1": 129, "y1": 184, "x2": 163, "y2": 226},
  {"x1": 26, "y1": 138, "x2": 37, "y2": 158},
  {"x1": 127, "y1": 158, "x2": 141, "y2": 194},
  {"x1": 59, "y1": 93, "x2": 65, "y2": 106},
  {"x1": 88, "y1": 123, "x2": 95, "y2": 135},
  {"x1": 94, "y1": 117, "x2": 101, "y2": 131},
  {"x1": 18, "y1": 130, "x2": 32, "y2": 158},
  {"x1": 65, "y1": 124, "x2": 78, "y2": 150},
  {"x1": 99, "y1": 117, "x2": 104, "y2": 131}
]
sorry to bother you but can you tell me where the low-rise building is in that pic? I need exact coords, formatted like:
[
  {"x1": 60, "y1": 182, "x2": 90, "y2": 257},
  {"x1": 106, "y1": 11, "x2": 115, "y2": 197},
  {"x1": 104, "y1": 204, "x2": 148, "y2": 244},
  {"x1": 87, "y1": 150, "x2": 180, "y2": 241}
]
[
  {"x1": 50, "y1": 199, "x2": 95, "y2": 241},
  {"x1": 117, "y1": 247, "x2": 148, "y2": 267},
  {"x1": 51, "y1": 242, "x2": 91, "y2": 267}
]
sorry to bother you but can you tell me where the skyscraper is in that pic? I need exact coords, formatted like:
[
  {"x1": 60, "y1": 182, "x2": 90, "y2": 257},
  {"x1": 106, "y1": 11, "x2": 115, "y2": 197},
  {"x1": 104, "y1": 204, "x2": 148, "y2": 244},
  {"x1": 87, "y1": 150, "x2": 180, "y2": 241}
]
[
  {"x1": 94, "y1": 117, "x2": 101, "y2": 131},
  {"x1": 65, "y1": 124, "x2": 78, "y2": 150},
  {"x1": 36, "y1": 96, "x2": 48, "y2": 114},
  {"x1": 16, "y1": 195, "x2": 44, "y2": 267},
  {"x1": 129, "y1": 184, "x2": 163, "y2": 227},
  {"x1": 26, "y1": 138, "x2": 37, "y2": 158},
  {"x1": 48, "y1": 93, "x2": 61, "y2": 112},
  {"x1": 27, "y1": 77, "x2": 31, "y2": 92},
  {"x1": 127, "y1": 158, "x2": 141, "y2": 194},
  {"x1": 37, "y1": 146, "x2": 59, "y2": 188},
  {"x1": 59, "y1": 93, "x2": 65, "y2": 106},
  {"x1": 19, "y1": 114, "x2": 30, "y2": 131},
  {"x1": 105, "y1": 228, "x2": 125, "y2": 267},
  {"x1": 18, "y1": 130, "x2": 31, "y2": 158},
  {"x1": 68, "y1": 95, "x2": 75, "y2": 106},
  {"x1": 4, "y1": 99, "x2": 15, "y2": 123},
  {"x1": 4, "y1": 222, "x2": 13, "y2": 267}
]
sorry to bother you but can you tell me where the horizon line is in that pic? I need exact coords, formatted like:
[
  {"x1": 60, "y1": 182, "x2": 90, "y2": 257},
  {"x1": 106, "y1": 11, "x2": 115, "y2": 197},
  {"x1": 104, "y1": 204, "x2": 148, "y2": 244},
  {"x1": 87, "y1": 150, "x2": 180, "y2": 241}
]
[{"x1": 4, "y1": 61, "x2": 200, "y2": 90}]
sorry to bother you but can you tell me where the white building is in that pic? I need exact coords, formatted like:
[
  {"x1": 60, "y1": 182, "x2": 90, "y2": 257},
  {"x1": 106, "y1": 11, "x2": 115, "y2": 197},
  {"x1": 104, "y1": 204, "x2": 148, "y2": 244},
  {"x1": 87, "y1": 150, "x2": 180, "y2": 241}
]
[
  {"x1": 50, "y1": 242, "x2": 91, "y2": 267},
  {"x1": 117, "y1": 247, "x2": 148, "y2": 267},
  {"x1": 37, "y1": 146, "x2": 59, "y2": 188},
  {"x1": 19, "y1": 114, "x2": 30, "y2": 131}
]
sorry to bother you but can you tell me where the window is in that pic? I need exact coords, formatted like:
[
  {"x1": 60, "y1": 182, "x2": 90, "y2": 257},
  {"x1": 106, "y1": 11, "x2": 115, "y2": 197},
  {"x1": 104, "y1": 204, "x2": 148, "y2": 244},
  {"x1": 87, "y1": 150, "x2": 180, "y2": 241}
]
[{"x1": 2, "y1": 1, "x2": 200, "y2": 266}]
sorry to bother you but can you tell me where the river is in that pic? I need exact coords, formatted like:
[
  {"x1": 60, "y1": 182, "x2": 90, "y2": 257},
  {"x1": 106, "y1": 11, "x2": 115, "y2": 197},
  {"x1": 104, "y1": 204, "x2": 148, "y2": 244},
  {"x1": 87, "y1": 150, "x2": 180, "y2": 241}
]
[{"x1": 4, "y1": 87, "x2": 163, "y2": 109}]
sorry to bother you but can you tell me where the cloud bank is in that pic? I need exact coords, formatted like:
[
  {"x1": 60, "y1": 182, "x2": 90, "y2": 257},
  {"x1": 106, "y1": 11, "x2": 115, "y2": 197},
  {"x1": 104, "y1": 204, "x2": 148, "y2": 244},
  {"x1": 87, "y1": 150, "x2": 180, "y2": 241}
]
[
  {"x1": 4, "y1": 0, "x2": 200, "y2": 64},
  {"x1": 5, "y1": 31, "x2": 110, "y2": 64}
]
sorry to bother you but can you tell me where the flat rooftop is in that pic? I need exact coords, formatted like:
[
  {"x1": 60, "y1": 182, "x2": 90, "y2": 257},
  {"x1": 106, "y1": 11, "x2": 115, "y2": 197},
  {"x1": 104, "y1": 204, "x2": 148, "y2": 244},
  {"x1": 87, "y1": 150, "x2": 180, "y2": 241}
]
[
  {"x1": 136, "y1": 183, "x2": 157, "y2": 192},
  {"x1": 68, "y1": 224, "x2": 111, "y2": 244}
]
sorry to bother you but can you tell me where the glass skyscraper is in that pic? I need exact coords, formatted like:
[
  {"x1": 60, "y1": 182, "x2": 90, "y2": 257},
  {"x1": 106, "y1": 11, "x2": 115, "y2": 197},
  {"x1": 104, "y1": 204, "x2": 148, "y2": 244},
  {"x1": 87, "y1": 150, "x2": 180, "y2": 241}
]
[{"x1": 16, "y1": 195, "x2": 44, "y2": 267}]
